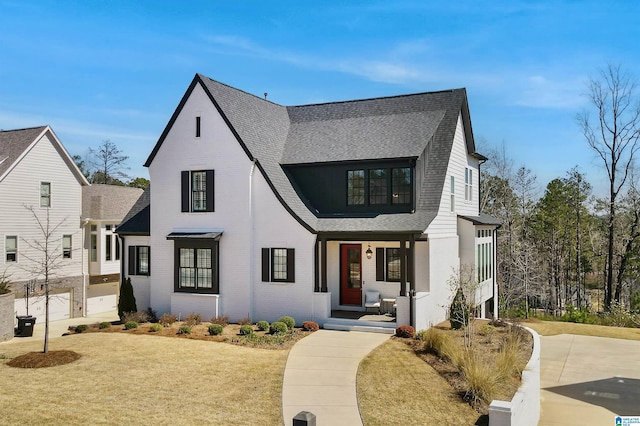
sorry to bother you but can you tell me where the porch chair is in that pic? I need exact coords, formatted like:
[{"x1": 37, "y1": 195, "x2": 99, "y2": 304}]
[{"x1": 364, "y1": 290, "x2": 381, "y2": 314}]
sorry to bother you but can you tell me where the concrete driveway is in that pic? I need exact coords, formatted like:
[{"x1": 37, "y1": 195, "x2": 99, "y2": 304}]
[{"x1": 540, "y1": 334, "x2": 640, "y2": 425}]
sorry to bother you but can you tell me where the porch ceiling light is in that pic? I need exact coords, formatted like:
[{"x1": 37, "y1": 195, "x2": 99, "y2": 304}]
[{"x1": 366, "y1": 244, "x2": 373, "y2": 259}]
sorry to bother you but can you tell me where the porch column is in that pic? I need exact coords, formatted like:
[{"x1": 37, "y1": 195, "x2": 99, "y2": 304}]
[
  {"x1": 314, "y1": 238, "x2": 319, "y2": 292},
  {"x1": 400, "y1": 237, "x2": 407, "y2": 296},
  {"x1": 320, "y1": 237, "x2": 328, "y2": 293},
  {"x1": 409, "y1": 234, "x2": 415, "y2": 293}
]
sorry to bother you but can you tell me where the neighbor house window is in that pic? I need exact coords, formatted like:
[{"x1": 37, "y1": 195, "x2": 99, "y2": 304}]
[
  {"x1": 477, "y1": 230, "x2": 494, "y2": 283},
  {"x1": 5, "y1": 236, "x2": 17, "y2": 262},
  {"x1": 40, "y1": 182, "x2": 51, "y2": 207},
  {"x1": 450, "y1": 176, "x2": 455, "y2": 212},
  {"x1": 196, "y1": 116, "x2": 201, "y2": 138},
  {"x1": 392, "y1": 168, "x2": 411, "y2": 204},
  {"x1": 62, "y1": 235, "x2": 72, "y2": 259},
  {"x1": 128, "y1": 246, "x2": 150, "y2": 276},
  {"x1": 173, "y1": 239, "x2": 218, "y2": 293},
  {"x1": 105, "y1": 235, "x2": 112, "y2": 261},
  {"x1": 465, "y1": 168, "x2": 473, "y2": 201},
  {"x1": 105, "y1": 224, "x2": 118, "y2": 261},
  {"x1": 90, "y1": 228, "x2": 97, "y2": 263},
  {"x1": 369, "y1": 169, "x2": 388, "y2": 205},
  {"x1": 347, "y1": 170, "x2": 365, "y2": 205},
  {"x1": 262, "y1": 248, "x2": 295, "y2": 283},
  {"x1": 181, "y1": 170, "x2": 214, "y2": 212}
]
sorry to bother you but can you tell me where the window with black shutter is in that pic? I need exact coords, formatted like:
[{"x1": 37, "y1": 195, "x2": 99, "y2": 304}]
[
  {"x1": 181, "y1": 170, "x2": 214, "y2": 212},
  {"x1": 261, "y1": 248, "x2": 295, "y2": 283}
]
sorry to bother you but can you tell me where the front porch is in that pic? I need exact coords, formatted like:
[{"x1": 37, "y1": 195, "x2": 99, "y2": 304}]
[{"x1": 323, "y1": 309, "x2": 397, "y2": 334}]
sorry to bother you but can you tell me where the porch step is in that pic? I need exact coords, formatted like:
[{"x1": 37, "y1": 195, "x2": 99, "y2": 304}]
[{"x1": 322, "y1": 319, "x2": 396, "y2": 335}]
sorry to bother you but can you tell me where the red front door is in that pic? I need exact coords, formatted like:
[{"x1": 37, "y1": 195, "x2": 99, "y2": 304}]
[{"x1": 340, "y1": 244, "x2": 362, "y2": 306}]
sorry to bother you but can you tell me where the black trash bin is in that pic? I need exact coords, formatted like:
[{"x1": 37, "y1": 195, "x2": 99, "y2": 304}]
[{"x1": 16, "y1": 315, "x2": 36, "y2": 337}]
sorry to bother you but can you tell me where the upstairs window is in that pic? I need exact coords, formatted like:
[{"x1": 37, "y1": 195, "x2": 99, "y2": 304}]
[
  {"x1": 369, "y1": 169, "x2": 388, "y2": 205},
  {"x1": 465, "y1": 168, "x2": 473, "y2": 201},
  {"x1": 347, "y1": 170, "x2": 365, "y2": 205},
  {"x1": 181, "y1": 170, "x2": 214, "y2": 213},
  {"x1": 262, "y1": 248, "x2": 295, "y2": 283},
  {"x1": 40, "y1": 182, "x2": 51, "y2": 207},
  {"x1": 6, "y1": 236, "x2": 17, "y2": 262},
  {"x1": 62, "y1": 235, "x2": 72, "y2": 259},
  {"x1": 392, "y1": 168, "x2": 411, "y2": 204}
]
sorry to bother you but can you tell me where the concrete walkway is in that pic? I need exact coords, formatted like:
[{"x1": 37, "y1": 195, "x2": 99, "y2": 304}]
[
  {"x1": 282, "y1": 330, "x2": 390, "y2": 426},
  {"x1": 0, "y1": 310, "x2": 120, "y2": 345},
  {"x1": 540, "y1": 334, "x2": 640, "y2": 425}
]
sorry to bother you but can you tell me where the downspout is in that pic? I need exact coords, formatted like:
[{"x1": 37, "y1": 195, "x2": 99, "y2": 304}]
[
  {"x1": 81, "y1": 218, "x2": 90, "y2": 318},
  {"x1": 249, "y1": 160, "x2": 256, "y2": 320}
]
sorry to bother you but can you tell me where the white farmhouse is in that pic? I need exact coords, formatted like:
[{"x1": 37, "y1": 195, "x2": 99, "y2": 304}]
[{"x1": 118, "y1": 74, "x2": 499, "y2": 331}]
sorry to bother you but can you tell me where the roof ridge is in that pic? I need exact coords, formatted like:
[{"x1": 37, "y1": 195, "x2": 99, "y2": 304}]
[
  {"x1": 287, "y1": 88, "x2": 466, "y2": 109},
  {"x1": 0, "y1": 125, "x2": 48, "y2": 133},
  {"x1": 197, "y1": 73, "x2": 283, "y2": 106}
]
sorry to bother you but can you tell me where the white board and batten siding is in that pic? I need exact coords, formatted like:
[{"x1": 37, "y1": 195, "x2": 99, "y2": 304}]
[{"x1": 149, "y1": 83, "x2": 315, "y2": 323}]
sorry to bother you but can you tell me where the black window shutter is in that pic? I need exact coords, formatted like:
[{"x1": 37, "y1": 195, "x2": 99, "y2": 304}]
[
  {"x1": 376, "y1": 248, "x2": 384, "y2": 281},
  {"x1": 286, "y1": 248, "x2": 295, "y2": 283},
  {"x1": 181, "y1": 171, "x2": 190, "y2": 212},
  {"x1": 206, "y1": 170, "x2": 214, "y2": 212},
  {"x1": 147, "y1": 247, "x2": 151, "y2": 276},
  {"x1": 261, "y1": 248, "x2": 270, "y2": 282},
  {"x1": 128, "y1": 246, "x2": 136, "y2": 275}
]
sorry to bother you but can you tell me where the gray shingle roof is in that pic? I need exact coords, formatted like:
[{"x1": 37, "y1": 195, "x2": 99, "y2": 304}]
[
  {"x1": 116, "y1": 186, "x2": 150, "y2": 235},
  {"x1": 0, "y1": 126, "x2": 48, "y2": 178},
  {"x1": 82, "y1": 184, "x2": 144, "y2": 221},
  {"x1": 145, "y1": 74, "x2": 478, "y2": 234}
]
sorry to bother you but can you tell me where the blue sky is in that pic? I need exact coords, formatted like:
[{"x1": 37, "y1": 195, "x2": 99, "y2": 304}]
[{"x1": 1, "y1": 1, "x2": 638, "y2": 196}]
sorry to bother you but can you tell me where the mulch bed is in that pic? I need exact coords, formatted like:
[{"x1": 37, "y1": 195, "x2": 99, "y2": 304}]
[{"x1": 7, "y1": 350, "x2": 81, "y2": 368}]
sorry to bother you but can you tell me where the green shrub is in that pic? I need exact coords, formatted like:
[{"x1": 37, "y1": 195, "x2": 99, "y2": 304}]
[
  {"x1": 256, "y1": 321, "x2": 270, "y2": 331},
  {"x1": 210, "y1": 315, "x2": 229, "y2": 326},
  {"x1": 208, "y1": 324, "x2": 224, "y2": 336},
  {"x1": 124, "y1": 321, "x2": 138, "y2": 330},
  {"x1": 149, "y1": 323, "x2": 163, "y2": 332},
  {"x1": 270, "y1": 321, "x2": 288, "y2": 335},
  {"x1": 449, "y1": 287, "x2": 469, "y2": 330},
  {"x1": 177, "y1": 325, "x2": 191, "y2": 335},
  {"x1": 98, "y1": 322, "x2": 111, "y2": 329},
  {"x1": 118, "y1": 277, "x2": 137, "y2": 320},
  {"x1": 238, "y1": 316, "x2": 252, "y2": 325},
  {"x1": 239, "y1": 325, "x2": 254, "y2": 335},
  {"x1": 302, "y1": 321, "x2": 319, "y2": 332},
  {"x1": 159, "y1": 313, "x2": 178, "y2": 327},
  {"x1": 74, "y1": 324, "x2": 89, "y2": 333},
  {"x1": 184, "y1": 313, "x2": 202, "y2": 326},
  {"x1": 278, "y1": 316, "x2": 295, "y2": 329},
  {"x1": 395, "y1": 325, "x2": 415, "y2": 338}
]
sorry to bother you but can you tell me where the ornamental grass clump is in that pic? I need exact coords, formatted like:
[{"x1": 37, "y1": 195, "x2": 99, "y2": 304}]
[
  {"x1": 208, "y1": 324, "x2": 223, "y2": 336},
  {"x1": 269, "y1": 321, "x2": 288, "y2": 335},
  {"x1": 459, "y1": 353, "x2": 499, "y2": 406},
  {"x1": 238, "y1": 316, "x2": 252, "y2": 325},
  {"x1": 277, "y1": 316, "x2": 295, "y2": 329},
  {"x1": 210, "y1": 315, "x2": 229, "y2": 326},
  {"x1": 256, "y1": 321, "x2": 270, "y2": 331},
  {"x1": 158, "y1": 313, "x2": 177, "y2": 327},
  {"x1": 184, "y1": 313, "x2": 202, "y2": 326}
]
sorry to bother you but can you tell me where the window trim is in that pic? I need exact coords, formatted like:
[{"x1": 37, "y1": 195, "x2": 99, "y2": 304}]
[
  {"x1": 375, "y1": 247, "x2": 409, "y2": 282},
  {"x1": 40, "y1": 182, "x2": 51, "y2": 207},
  {"x1": 128, "y1": 245, "x2": 150, "y2": 276},
  {"x1": 62, "y1": 234, "x2": 72, "y2": 259},
  {"x1": 181, "y1": 170, "x2": 214, "y2": 213},
  {"x1": 173, "y1": 239, "x2": 219, "y2": 293},
  {"x1": 347, "y1": 170, "x2": 365, "y2": 206},
  {"x1": 348, "y1": 167, "x2": 412, "y2": 207},
  {"x1": 5, "y1": 235, "x2": 17, "y2": 263},
  {"x1": 262, "y1": 248, "x2": 295, "y2": 283},
  {"x1": 465, "y1": 168, "x2": 473, "y2": 202}
]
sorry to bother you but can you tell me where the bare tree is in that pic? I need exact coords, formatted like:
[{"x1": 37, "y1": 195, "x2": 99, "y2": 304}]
[
  {"x1": 447, "y1": 265, "x2": 482, "y2": 351},
  {"x1": 578, "y1": 65, "x2": 640, "y2": 309},
  {"x1": 20, "y1": 206, "x2": 68, "y2": 353},
  {"x1": 88, "y1": 140, "x2": 130, "y2": 184}
]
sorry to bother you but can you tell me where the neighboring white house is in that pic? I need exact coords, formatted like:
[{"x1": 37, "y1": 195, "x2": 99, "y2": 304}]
[
  {"x1": 118, "y1": 74, "x2": 499, "y2": 331},
  {"x1": 82, "y1": 184, "x2": 143, "y2": 315},
  {"x1": 0, "y1": 126, "x2": 89, "y2": 322}
]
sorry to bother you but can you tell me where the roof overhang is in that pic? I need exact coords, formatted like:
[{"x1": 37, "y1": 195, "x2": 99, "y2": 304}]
[{"x1": 166, "y1": 231, "x2": 223, "y2": 240}]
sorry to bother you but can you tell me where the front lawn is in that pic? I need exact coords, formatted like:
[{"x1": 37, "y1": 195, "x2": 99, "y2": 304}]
[
  {"x1": 0, "y1": 333, "x2": 287, "y2": 425},
  {"x1": 522, "y1": 318, "x2": 640, "y2": 341}
]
